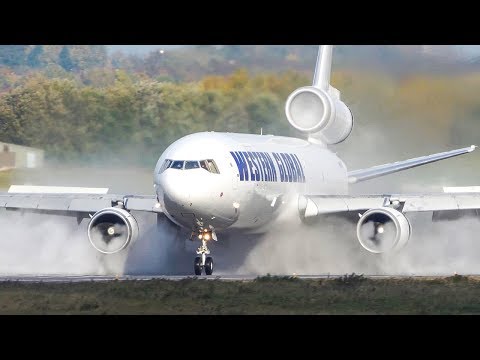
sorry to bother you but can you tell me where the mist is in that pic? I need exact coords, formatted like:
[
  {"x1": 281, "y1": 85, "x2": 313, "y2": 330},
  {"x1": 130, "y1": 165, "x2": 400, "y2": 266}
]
[
  {"x1": 212, "y1": 210, "x2": 480, "y2": 276},
  {"x1": 0, "y1": 211, "x2": 125, "y2": 275},
  {"x1": 1, "y1": 45, "x2": 480, "y2": 276},
  {"x1": 204, "y1": 51, "x2": 480, "y2": 277}
]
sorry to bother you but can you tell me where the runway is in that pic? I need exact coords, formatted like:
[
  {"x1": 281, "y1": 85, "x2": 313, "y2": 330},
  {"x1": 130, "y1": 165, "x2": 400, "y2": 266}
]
[{"x1": 0, "y1": 274, "x2": 475, "y2": 283}]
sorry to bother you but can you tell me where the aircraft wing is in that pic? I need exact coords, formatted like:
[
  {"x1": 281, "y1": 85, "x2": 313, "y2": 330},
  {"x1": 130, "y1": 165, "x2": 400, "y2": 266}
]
[
  {"x1": 0, "y1": 188, "x2": 162, "y2": 217},
  {"x1": 348, "y1": 146, "x2": 476, "y2": 184},
  {"x1": 299, "y1": 193, "x2": 480, "y2": 219}
]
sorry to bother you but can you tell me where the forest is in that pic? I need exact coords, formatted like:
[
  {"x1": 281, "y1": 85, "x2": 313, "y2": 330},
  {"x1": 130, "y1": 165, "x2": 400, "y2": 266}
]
[{"x1": 0, "y1": 45, "x2": 479, "y2": 169}]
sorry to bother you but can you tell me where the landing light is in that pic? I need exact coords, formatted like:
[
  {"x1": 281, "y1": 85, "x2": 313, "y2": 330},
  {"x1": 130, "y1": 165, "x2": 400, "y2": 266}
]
[
  {"x1": 233, "y1": 202, "x2": 240, "y2": 209},
  {"x1": 204, "y1": 233, "x2": 211, "y2": 241},
  {"x1": 198, "y1": 234, "x2": 203, "y2": 239}
]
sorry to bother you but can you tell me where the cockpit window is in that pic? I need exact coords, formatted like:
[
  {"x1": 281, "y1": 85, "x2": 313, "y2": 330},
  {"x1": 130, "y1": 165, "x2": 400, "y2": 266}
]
[
  {"x1": 171, "y1": 161, "x2": 185, "y2": 170},
  {"x1": 184, "y1": 161, "x2": 200, "y2": 170},
  {"x1": 199, "y1": 160, "x2": 220, "y2": 173},
  {"x1": 162, "y1": 159, "x2": 220, "y2": 173},
  {"x1": 159, "y1": 159, "x2": 172, "y2": 173},
  {"x1": 206, "y1": 159, "x2": 220, "y2": 174},
  {"x1": 200, "y1": 160, "x2": 209, "y2": 171}
]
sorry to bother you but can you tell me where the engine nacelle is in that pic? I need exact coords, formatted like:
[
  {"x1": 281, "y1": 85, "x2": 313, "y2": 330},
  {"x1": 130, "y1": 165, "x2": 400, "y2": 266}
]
[
  {"x1": 285, "y1": 86, "x2": 353, "y2": 145},
  {"x1": 88, "y1": 207, "x2": 139, "y2": 254},
  {"x1": 356, "y1": 207, "x2": 411, "y2": 254}
]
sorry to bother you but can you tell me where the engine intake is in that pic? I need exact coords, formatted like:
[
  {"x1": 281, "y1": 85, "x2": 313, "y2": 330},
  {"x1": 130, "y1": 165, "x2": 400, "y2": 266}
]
[
  {"x1": 88, "y1": 207, "x2": 139, "y2": 254},
  {"x1": 285, "y1": 86, "x2": 353, "y2": 145},
  {"x1": 356, "y1": 207, "x2": 411, "y2": 254}
]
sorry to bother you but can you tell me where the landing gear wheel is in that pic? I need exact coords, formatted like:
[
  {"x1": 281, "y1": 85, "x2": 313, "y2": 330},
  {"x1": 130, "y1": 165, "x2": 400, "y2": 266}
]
[
  {"x1": 205, "y1": 257, "x2": 214, "y2": 275},
  {"x1": 194, "y1": 257, "x2": 202, "y2": 276}
]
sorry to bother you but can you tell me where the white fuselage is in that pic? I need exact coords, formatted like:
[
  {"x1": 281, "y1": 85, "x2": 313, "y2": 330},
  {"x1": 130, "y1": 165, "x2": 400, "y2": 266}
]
[{"x1": 154, "y1": 132, "x2": 348, "y2": 233}]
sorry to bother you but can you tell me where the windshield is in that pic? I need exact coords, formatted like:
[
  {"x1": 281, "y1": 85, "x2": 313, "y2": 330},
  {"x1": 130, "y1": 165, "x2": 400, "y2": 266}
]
[{"x1": 159, "y1": 159, "x2": 220, "y2": 174}]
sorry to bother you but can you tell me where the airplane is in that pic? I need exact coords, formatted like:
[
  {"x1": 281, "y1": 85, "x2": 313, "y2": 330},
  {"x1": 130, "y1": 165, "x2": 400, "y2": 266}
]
[{"x1": 2, "y1": 45, "x2": 479, "y2": 276}]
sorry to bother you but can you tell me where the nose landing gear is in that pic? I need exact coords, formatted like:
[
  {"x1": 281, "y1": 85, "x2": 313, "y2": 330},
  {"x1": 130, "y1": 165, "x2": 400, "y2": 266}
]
[{"x1": 193, "y1": 230, "x2": 215, "y2": 275}]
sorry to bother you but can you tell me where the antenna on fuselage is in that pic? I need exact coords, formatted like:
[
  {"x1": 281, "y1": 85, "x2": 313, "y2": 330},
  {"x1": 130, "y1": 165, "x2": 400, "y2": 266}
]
[{"x1": 312, "y1": 45, "x2": 333, "y2": 91}]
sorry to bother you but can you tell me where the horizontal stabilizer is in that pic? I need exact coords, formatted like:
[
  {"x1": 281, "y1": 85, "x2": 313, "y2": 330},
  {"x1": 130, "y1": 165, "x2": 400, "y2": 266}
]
[
  {"x1": 348, "y1": 146, "x2": 476, "y2": 184},
  {"x1": 8, "y1": 185, "x2": 109, "y2": 194}
]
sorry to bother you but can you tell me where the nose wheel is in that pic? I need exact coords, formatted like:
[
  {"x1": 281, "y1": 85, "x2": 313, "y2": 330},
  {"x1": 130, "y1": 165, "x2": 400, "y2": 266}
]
[
  {"x1": 194, "y1": 239, "x2": 214, "y2": 275},
  {"x1": 194, "y1": 257, "x2": 202, "y2": 275}
]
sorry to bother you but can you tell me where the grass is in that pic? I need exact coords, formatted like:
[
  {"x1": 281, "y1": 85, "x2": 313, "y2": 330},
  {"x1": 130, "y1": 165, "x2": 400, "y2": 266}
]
[{"x1": 0, "y1": 275, "x2": 479, "y2": 314}]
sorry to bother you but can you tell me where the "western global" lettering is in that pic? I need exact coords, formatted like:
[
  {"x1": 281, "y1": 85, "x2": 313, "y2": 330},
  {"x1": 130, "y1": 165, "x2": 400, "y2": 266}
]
[{"x1": 230, "y1": 151, "x2": 305, "y2": 183}]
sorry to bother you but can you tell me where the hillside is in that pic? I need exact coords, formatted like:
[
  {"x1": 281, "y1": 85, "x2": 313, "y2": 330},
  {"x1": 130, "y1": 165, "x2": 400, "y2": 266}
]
[
  {"x1": 0, "y1": 44, "x2": 480, "y2": 187},
  {"x1": 1, "y1": 45, "x2": 479, "y2": 85}
]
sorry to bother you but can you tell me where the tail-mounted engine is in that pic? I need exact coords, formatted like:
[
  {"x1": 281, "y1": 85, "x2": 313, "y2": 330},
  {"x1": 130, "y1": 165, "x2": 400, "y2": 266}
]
[
  {"x1": 88, "y1": 207, "x2": 139, "y2": 254},
  {"x1": 285, "y1": 86, "x2": 353, "y2": 145},
  {"x1": 285, "y1": 45, "x2": 354, "y2": 145}
]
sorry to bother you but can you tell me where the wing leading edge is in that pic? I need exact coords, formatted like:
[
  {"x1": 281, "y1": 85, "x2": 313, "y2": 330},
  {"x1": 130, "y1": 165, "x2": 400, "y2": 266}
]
[
  {"x1": 348, "y1": 145, "x2": 476, "y2": 184},
  {"x1": 0, "y1": 193, "x2": 163, "y2": 215}
]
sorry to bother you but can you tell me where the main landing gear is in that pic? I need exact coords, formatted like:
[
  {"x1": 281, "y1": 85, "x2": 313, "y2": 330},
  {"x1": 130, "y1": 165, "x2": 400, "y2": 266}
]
[{"x1": 193, "y1": 230, "x2": 215, "y2": 275}]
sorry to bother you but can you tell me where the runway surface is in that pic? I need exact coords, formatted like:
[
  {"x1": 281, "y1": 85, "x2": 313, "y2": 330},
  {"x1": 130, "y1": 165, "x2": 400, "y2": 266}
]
[{"x1": 0, "y1": 274, "x2": 476, "y2": 283}]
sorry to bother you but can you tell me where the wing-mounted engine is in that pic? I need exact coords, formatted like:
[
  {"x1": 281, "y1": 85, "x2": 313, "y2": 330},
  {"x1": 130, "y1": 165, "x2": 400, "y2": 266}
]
[
  {"x1": 356, "y1": 207, "x2": 411, "y2": 254},
  {"x1": 88, "y1": 207, "x2": 139, "y2": 254},
  {"x1": 285, "y1": 45, "x2": 353, "y2": 145}
]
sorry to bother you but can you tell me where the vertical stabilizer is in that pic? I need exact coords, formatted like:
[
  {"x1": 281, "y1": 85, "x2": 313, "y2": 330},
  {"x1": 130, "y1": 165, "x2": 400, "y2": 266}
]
[{"x1": 312, "y1": 45, "x2": 333, "y2": 90}]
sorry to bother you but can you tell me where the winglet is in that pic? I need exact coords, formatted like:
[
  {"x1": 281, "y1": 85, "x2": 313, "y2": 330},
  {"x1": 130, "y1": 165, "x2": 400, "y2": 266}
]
[{"x1": 468, "y1": 145, "x2": 477, "y2": 152}]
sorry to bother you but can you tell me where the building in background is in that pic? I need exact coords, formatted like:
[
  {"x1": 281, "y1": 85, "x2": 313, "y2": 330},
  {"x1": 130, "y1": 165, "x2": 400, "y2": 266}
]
[{"x1": 0, "y1": 142, "x2": 44, "y2": 170}]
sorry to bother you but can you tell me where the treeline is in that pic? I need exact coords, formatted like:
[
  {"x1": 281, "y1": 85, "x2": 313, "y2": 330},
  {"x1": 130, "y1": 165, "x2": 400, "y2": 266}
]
[
  {"x1": 0, "y1": 70, "x2": 306, "y2": 165},
  {"x1": 1, "y1": 65, "x2": 480, "y2": 169},
  {"x1": 2, "y1": 45, "x2": 479, "y2": 92},
  {"x1": 0, "y1": 44, "x2": 479, "y2": 169},
  {"x1": 0, "y1": 45, "x2": 108, "y2": 71}
]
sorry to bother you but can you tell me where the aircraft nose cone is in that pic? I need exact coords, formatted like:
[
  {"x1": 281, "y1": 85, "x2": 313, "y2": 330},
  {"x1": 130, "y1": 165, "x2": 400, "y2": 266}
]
[{"x1": 159, "y1": 172, "x2": 190, "y2": 207}]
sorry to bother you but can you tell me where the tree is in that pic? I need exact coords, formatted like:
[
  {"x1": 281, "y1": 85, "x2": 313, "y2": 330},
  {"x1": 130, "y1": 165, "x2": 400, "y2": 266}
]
[
  {"x1": 245, "y1": 93, "x2": 290, "y2": 135},
  {"x1": 0, "y1": 46, "x2": 28, "y2": 67},
  {"x1": 26, "y1": 45, "x2": 44, "y2": 68},
  {"x1": 59, "y1": 46, "x2": 75, "y2": 71}
]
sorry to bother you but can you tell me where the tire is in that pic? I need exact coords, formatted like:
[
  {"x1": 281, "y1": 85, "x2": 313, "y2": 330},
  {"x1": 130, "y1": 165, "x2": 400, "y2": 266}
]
[
  {"x1": 194, "y1": 257, "x2": 202, "y2": 276},
  {"x1": 205, "y1": 257, "x2": 214, "y2": 276}
]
